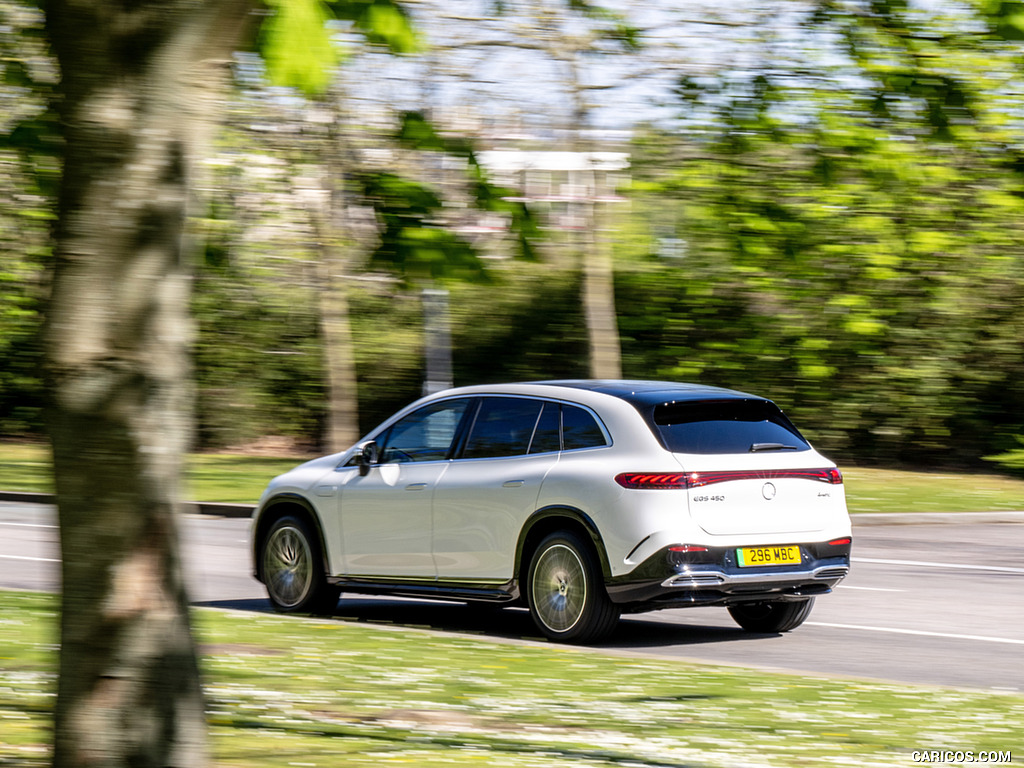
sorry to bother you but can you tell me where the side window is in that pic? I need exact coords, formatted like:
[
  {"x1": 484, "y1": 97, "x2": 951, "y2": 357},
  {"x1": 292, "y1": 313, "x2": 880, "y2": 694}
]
[
  {"x1": 562, "y1": 404, "x2": 608, "y2": 450},
  {"x1": 379, "y1": 398, "x2": 471, "y2": 463},
  {"x1": 528, "y1": 401, "x2": 561, "y2": 454},
  {"x1": 462, "y1": 397, "x2": 544, "y2": 459}
]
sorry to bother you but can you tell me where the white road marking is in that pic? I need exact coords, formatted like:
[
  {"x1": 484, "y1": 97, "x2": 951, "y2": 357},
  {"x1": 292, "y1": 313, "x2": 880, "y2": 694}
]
[
  {"x1": 0, "y1": 521, "x2": 57, "y2": 529},
  {"x1": 852, "y1": 556, "x2": 1024, "y2": 575},
  {"x1": 809, "y1": 621, "x2": 1024, "y2": 646},
  {"x1": 836, "y1": 584, "x2": 904, "y2": 592},
  {"x1": 0, "y1": 554, "x2": 60, "y2": 563}
]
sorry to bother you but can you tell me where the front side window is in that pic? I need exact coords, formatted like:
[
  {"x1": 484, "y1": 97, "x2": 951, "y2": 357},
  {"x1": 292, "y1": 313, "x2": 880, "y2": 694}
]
[
  {"x1": 379, "y1": 398, "x2": 471, "y2": 463},
  {"x1": 652, "y1": 399, "x2": 810, "y2": 455}
]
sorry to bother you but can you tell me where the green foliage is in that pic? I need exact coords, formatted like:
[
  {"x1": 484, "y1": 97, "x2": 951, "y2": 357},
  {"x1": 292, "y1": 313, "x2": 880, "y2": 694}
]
[
  {"x1": 259, "y1": 0, "x2": 418, "y2": 95},
  {"x1": 395, "y1": 111, "x2": 541, "y2": 261},
  {"x1": 0, "y1": 0, "x2": 55, "y2": 437},
  {"x1": 260, "y1": 0, "x2": 340, "y2": 95},
  {"x1": 566, "y1": 0, "x2": 642, "y2": 50},
  {"x1": 623, "y1": 1, "x2": 1024, "y2": 466},
  {"x1": 332, "y1": 0, "x2": 420, "y2": 53},
  {"x1": 5, "y1": 0, "x2": 1024, "y2": 470},
  {"x1": 985, "y1": 436, "x2": 1024, "y2": 473},
  {"x1": 358, "y1": 170, "x2": 488, "y2": 284},
  {"x1": 979, "y1": 0, "x2": 1024, "y2": 40}
]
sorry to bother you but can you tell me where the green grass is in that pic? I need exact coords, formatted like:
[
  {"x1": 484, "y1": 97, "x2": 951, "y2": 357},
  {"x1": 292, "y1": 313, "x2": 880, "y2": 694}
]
[
  {"x1": 1, "y1": 590, "x2": 1022, "y2": 767},
  {"x1": 0, "y1": 443, "x2": 303, "y2": 505},
  {"x1": 1, "y1": 442, "x2": 1023, "y2": 512},
  {"x1": 843, "y1": 467, "x2": 1024, "y2": 514}
]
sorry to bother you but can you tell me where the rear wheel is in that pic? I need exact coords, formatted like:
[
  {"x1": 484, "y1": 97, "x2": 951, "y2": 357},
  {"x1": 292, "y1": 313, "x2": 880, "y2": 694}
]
[
  {"x1": 728, "y1": 597, "x2": 814, "y2": 633},
  {"x1": 260, "y1": 515, "x2": 339, "y2": 614},
  {"x1": 526, "y1": 531, "x2": 619, "y2": 644}
]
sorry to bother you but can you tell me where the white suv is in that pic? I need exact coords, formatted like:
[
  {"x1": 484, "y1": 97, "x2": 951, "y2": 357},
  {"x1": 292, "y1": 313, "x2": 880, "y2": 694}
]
[{"x1": 252, "y1": 380, "x2": 851, "y2": 643}]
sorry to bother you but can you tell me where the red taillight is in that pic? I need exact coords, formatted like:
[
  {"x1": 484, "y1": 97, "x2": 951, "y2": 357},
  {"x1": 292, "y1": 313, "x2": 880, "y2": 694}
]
[
  {"x1": 668, "y1": 545, "x2": 709, "y2": 553},
  {"x1": 615, "y1": 473, "x2": 690, "y2": 489},
  {"x1": 617, "y1": 468, "x2": 845, "y2": 490},
  {"x1": 828, "y1": 537, "x2": 852, "y2": 547}
]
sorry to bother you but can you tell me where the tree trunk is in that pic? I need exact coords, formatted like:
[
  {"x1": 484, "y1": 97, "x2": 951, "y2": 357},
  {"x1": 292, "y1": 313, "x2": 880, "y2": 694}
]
[
  {"x1": 563, "y1": 35, "x2": 622, "y2": 380},
  {"x1": 315, "y1": 237, "x2": 361, "y2": 451},
  {"x1": 43, "y1": 2, "x2": 251, "y2": 765},
  {"x1": 311, "y1": 98, "x2": 361, "y2": 452},
  {"x1": 581, "y1": 192, "x2": 622, "y2": 379}
]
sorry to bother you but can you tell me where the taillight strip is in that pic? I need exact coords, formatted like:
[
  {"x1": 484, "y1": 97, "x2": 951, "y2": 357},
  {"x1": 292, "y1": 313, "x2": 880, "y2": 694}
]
[{"x1": 615, "y1": 468, "x2": 842, "y2": 490}]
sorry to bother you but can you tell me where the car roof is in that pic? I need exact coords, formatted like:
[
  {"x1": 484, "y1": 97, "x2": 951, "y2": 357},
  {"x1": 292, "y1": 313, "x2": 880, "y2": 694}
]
[{"x1": 530, "y1": 380, "x2": 766, "y2": 408}]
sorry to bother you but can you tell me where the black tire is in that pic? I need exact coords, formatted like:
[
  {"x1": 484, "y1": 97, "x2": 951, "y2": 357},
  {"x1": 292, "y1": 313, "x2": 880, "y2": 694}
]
[
  {"x1": 728, "y1": 597, "x2": 814, "y2": 633},
  {"x1": 526, "y1": 530, "x2": 620, "y2": 644},
  {"x1": 260, "y1": 515, "x2": 340, "y2": 614}
]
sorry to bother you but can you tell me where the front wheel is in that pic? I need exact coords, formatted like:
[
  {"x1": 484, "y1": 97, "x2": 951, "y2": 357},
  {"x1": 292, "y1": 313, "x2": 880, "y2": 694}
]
[
  {"x1": 526, "y1": 531, "x2": 619, "y2": 644},
  {"x1": 728, "y1": 597, "x2": 814, "y2": 633},
  {"x1": 260, "y1": 515, "x2": 339, "y2": 614}
]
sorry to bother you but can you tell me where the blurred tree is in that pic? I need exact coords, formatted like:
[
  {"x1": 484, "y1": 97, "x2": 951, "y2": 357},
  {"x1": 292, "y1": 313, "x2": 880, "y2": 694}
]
[
  {"x1": 43, "y1": 2, "x2": 252, "y2": 763},
  {"x1": 0, "y1": 0, "x2": 58, "y2": 437},
  {"x1": 505, "y1": 0, "x2": 641, "y2": 379},
  {"x1": 621, "y1": 0, "x2": 1024, "y2": 465},
  {"x1": 39, "y1": 0, "x2": 415, "y2": 765},
  {"x1": 407, "y1": 0, "x2": 643, "y2": 378}
]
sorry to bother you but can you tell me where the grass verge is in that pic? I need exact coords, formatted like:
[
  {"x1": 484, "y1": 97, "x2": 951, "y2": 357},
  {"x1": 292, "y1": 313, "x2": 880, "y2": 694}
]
[
  {"x1": 2, "y1": 443, "x2": 1023, "y2": 513},
  {"x1": 842, "y1": 467, "x2": 1024, "y2": 514},
  {"x1": 0, "y1": 443, "x2": 302, "y2": 505},
  {"x1": 2, "y1": 590, "x2": 1023, "y2": 767}
]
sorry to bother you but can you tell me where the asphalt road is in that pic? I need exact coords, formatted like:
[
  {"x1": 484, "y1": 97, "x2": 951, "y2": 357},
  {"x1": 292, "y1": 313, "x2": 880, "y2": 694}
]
[{"x1": 2, "y1": 501, "x2": 1022, "y2": 692}]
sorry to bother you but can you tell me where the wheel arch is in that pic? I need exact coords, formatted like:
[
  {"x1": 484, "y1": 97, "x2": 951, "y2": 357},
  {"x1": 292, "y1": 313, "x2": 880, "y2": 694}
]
[
  {"x1": 252, "y1": 493, "x2": 332, "y2": 583},
  {"x1": 515, "y1": 505, "x2": 613, "y2": 583}
]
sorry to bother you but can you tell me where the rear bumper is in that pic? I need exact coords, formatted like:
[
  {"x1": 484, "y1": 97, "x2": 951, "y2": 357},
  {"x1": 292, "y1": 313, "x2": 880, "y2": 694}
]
[{"x1": 606, "y1": 540, "x2": 850, "y2": 610}]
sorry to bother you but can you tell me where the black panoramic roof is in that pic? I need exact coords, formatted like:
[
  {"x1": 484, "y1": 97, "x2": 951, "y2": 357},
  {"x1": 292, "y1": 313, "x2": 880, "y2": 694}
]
[{"x1": 534, "y1": 380, "x2": 767, "y2": 408}]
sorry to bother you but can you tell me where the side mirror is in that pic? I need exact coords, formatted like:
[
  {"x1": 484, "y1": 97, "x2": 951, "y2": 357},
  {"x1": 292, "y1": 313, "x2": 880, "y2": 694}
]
[{"x1": 355, "y1": 440, "x2": 378, "y2": 476}]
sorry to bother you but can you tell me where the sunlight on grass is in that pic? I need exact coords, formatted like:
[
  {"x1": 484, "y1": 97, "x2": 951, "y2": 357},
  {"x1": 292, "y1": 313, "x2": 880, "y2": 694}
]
[
  {"x1": 843, "y1": 467, "x2": 1024, "y2": 514},
  {"x1": 2, "y1": 591, "x2": 1023, "y2": 767}
]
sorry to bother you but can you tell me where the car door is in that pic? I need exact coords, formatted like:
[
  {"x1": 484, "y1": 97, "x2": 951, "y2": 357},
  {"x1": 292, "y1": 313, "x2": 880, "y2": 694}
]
[
  {"x1": 432, "y1": 397, "x2": 561, "y2": 580},
  {"x1": 339, "y1": 397, "x2": 473, "y2": 578}
]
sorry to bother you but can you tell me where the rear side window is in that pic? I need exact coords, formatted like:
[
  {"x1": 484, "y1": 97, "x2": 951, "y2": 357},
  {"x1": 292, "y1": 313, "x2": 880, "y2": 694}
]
[
  {"x1": 562, "y1": 404, "x2": 609, "y2": 450},
  {"x1": 463, "y1": 397, "x2": 544, "y2": 459},
  {"x1": 528, "y1": 402, "x2": 561, "y2": 454},
  {"x1": 652, "y1": 399, "x2": 810, "y2": 455},
  {"x1": 458, "y1": 398, "x2": 610, "y2": 458}
]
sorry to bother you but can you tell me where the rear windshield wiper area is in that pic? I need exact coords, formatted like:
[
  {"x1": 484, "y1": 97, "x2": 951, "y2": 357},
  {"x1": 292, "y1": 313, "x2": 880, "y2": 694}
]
[
  {"x1": 649, "y1": 399, "x2": 812, "y2": 454},
  {"x1": 749, "y1": 442, "x2": 801, "y2": 452}
]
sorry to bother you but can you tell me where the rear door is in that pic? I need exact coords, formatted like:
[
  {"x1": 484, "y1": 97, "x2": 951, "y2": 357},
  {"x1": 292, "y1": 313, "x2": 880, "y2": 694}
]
[{"x1": 432, "y1": 397, "x2": 560, "y2": 580}]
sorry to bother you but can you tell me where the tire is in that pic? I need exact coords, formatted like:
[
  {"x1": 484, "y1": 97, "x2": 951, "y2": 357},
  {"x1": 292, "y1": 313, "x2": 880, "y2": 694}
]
[
  {"x1": 728, "y1": 597, "x2": 814, "y2": 633},
  {"x1": 526, "y1": 530, "x2": 620, "y2": 644},
  {"x1": 260, "y1": 515, "x2": 340, "y2": 614}
]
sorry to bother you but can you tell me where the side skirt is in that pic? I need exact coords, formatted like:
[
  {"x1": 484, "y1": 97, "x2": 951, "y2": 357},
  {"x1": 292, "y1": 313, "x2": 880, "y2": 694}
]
[{"x1": 327, "y1": 576, "x2": 520, "y2": 604}]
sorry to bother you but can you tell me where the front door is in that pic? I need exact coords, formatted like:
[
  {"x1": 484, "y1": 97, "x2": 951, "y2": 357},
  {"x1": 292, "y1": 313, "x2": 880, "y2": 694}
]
[{"x1": 339, "y1": 397, "x2": 473, "y2": 579}]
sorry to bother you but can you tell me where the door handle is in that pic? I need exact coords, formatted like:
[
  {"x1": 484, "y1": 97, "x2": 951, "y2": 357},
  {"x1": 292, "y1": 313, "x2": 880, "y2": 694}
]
[
  {"x1": 502, "y1": 480, "x2": 525, "y2": 488},
  {"x1": 405, "y1": 483, "x2": 429, "y2": 491}
]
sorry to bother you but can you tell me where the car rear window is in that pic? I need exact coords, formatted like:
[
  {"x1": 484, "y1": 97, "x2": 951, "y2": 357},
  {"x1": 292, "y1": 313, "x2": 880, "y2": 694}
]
[{"x1": 651, "y1": 399, "x2": 810, "y2": 455}]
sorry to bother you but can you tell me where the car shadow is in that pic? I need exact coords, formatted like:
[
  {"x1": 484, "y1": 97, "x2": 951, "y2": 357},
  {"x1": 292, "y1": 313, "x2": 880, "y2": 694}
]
[{"x1": 194, "y1": 596, "x2": 772, "y2": 647}]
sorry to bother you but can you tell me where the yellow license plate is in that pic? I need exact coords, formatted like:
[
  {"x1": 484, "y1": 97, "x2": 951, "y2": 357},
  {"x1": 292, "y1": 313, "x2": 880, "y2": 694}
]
[{"x1": 737, "y1": 545, "x2": 801, "y2": 567}]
